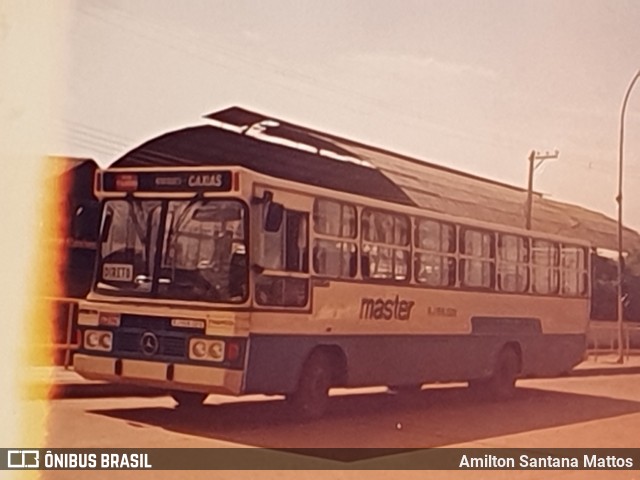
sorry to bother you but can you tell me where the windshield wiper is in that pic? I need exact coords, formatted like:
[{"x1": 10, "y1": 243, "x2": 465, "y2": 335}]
[
  {"x1": 127, "y1": 199, "x2": 149, "y2": 245},
  {"x1": 165, "y1": 195, "x2": 202, "y2": 269}
]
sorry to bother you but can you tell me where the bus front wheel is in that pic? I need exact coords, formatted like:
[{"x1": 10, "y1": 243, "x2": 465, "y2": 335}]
[
  {"x1": 288, "y1": 351, "x2": 333, "y2": 420},
  {"x1": 171, "y1": 391, "x2": 207, "y2": 408}
]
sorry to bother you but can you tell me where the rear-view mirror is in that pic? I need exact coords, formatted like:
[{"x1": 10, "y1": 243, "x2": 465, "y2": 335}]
[
  {"x1": 73, "y1": 203, "x2": 100, "y2": 242},
  {"x1": 264, "y1": 202, "x2": 284, "y2": 232}
]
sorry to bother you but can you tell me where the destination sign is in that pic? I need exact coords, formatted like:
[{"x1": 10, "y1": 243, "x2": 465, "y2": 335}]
[{"x1": 102, "y1": 171, "x2": 233, "y2": 193}]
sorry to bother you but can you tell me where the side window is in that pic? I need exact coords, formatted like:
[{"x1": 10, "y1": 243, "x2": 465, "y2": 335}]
[
  {"x1": 312, "y1": 199, "x2": 357, "y2": 278},
  {"x1": 313, "y1": 240, "x2": 357, "y2": 278},
  {"x1": 256, "y1": 204, "x2": 309, "y2": 307},
  {"x1": 313, "y1": 198, "x2": 356, "y2": 238},
  {"x1": 261, "y1": 214, "x2": 284, "y2": 270},
  {"x1": 497, "y1": 234, "x2": 529, "y2": 293},
  {"x1": 361, "y1": 209, "x2": 410, "y2": 281},
  {"x1": 414, "y1": 219, "x2": 456, "y2": 287},
  {"x1": 259, "y1": 208, "x2": 308, "y2": 273},
  {"x1": 561, "y1": 245, "x2": 588, "y2": 296},
  {"x1": 284, "y1": 210, "x2": 309, "y2": 273},
  {"x1": 460, "y1": 229, "x2": 495, "y2": 288},
  {"x1": 531, "y1": 239, "x2": 560, "y2": 294}
]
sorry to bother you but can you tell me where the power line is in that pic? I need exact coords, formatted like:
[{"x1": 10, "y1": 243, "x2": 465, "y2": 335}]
[
  {"x1": 69, "y1": 4, "x2": 640, "y2": 184},
  {"x1": 62, "y1": 119, "x2": 133, "y2": 146},
  {"x1": 53, "y1": 124, "x2": 127, "y2": 151}
]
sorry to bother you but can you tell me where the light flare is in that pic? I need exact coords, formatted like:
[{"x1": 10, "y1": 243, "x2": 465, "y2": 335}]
[
  {"x1": 27, "y1": 165, "x2": 70, "y2": 393},
  {"x1": 0, "y1": 0, "x2": 70, "y2": 471}
]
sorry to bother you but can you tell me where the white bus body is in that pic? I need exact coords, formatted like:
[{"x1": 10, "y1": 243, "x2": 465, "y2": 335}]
[{"x1": 74, "y1": 125, "x2": 590, "y2": 417}]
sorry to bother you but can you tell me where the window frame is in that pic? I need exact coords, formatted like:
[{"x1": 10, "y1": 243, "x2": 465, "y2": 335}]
[
  {"x1": 531, "y1": 239, "x2": 560, "y2": 295},
  {"x1": 312, "y1": 198, "x2": 358, "y2": 279},
  {"x1": 413, "y1": 217, "x2": 457, "y2": 287},
  {"x1": 361, "y1": 207, "x2": 411, "y2": 282},
  {"x1": 496, "y1": 233, "x2": 529, "y2": 293},
  {"x1": 459, "y1": 227, "x2": 496, "y2": 290},
  {"x1": 560, "y1": 244, "x2": 589, "y2": 297},
  {"x1": 313, "y1": 198, "x2": 357, "y2": 238},
  {"x1": 292, "y1": 193, "x2": 590, "y2": 300}
]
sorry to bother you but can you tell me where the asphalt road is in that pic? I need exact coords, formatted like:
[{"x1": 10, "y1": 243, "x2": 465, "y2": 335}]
[{"x1": 33, "y1": 372, "x2": 640, "y2": 480}]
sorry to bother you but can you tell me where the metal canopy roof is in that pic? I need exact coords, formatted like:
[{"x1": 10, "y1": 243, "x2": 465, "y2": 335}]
[
  {"x1": 113, "y1": 106, "x2": 640, "y2": 252},
  {"x1": 109, "y1": 125, "x2": 414, "y2": 207}
]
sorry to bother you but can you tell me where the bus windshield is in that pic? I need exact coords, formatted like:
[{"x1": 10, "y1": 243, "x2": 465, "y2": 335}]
[{"x1": 97, "y1": 199, "x2": 248, "y2": 303}]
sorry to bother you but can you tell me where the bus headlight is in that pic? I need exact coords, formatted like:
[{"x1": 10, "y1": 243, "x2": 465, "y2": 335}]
[
  {"x1": 99, "y1": 333, "x2": 112, "y2": 350},
  {"x1": 208, "y1": 342, "x2": 224, "y2": 361},
  {"x1": 85, "y1": 331, "x2": 99, "y2": 349},
  {"x1": 188, "y1": 338, "x2": 225, "y2": 362},
  {"x1": 191, "y1": 341, "x2": 207, "y2": 359},
  {"x1": 83, "y1": 330, "x2": 113, "y2": 352}
]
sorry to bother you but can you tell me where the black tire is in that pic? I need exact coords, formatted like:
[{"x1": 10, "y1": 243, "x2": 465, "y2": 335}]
[
  {"x1": 171, "y1": 391, "x2": 208, "y2": 408},
  {"x1": 469, "y1": 347, "x2": 520, "y2": 400},
  {"x1": 288, "y1": 352, "x2": 333, "y2": 420}
]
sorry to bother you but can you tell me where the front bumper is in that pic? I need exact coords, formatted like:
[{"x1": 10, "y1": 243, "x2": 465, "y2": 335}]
[{"x1": 74, "y1": 354, "x2": 243, "y2": 395}]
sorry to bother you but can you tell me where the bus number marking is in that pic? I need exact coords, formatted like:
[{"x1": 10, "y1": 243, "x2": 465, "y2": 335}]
[
  {"x1": 360, "y1": 296, "x2": 415, "y2": 321},
  {"x1": 155, "y1": 176, "x2": 183, "y2": 186},
  {"x1": 427, "y1": 306, "x2": 457, "y2": 317},
  {"x1": 102, "y1": 263, "x2": 133, "y2": 282}
]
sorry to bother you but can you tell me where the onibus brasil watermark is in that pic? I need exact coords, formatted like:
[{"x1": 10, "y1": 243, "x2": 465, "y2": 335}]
[{"x1": 6, "y1": 450, "x2": 151, "y2": 470}]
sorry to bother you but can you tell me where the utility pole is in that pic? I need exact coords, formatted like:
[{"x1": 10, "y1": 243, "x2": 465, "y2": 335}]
[
  {"x1": 525, "y1": 149, "x2": 560, "y2": 230},
  {"x1": 615, "y1": 69, "x2": 640, "y2": 364}
]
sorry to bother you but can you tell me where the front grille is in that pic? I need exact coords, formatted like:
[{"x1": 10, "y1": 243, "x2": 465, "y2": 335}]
[
  {"x1": 115, "y1": 332, "x2": 140, "y2": 353},
  {"x1": 112, "y1": 330, "x2": 187, "y2": 360},
  {"x1": 161, "y1": 336, "x2": 186, "y2": 357}
]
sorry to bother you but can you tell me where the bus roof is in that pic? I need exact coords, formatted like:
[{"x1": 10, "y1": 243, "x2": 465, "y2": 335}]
[
  {"x1": 110, "y1": 106, "x2": 640, "y2": 252},
  {"x1": 109, "y1": 124, "x2": 414, "y2": 207}
]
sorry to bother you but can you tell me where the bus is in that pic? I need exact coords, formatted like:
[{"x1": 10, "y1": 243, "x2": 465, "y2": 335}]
[{"x1": 73, "y1": 117, "x2": 590, "y2": 418}]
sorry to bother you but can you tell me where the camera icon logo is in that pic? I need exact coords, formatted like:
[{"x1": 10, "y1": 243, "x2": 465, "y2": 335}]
[{"x1": 7, "y1": 450, "x2": 39, "y2": 469}]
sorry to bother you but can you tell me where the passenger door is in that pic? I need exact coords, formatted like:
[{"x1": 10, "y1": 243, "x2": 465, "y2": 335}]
[{"x1": 253, "y1": 187, "x2": 311, "y2": 310}]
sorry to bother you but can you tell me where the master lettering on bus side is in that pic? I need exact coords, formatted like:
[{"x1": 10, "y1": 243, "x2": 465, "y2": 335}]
[{"x1": 359, "y1": 295, "x2": 415, "y2": 321}]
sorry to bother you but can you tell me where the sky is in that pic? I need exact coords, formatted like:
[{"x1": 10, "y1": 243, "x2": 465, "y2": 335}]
[{"x1": 24, "y1": 0, "x2": 640, "y2": 229}]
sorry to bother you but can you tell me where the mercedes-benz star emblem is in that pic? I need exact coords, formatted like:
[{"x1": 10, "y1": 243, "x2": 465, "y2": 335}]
[{"x1": 140, "y1": 332, "x2": 159, "y2": 356}]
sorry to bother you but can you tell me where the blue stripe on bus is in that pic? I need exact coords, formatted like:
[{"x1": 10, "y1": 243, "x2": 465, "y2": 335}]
[
  {"x1": 243, "y1": 330, "x2": 586, "y2": 394},
  {"x1": 470, "y1": 316, "x2": 542, "y2": 334}
]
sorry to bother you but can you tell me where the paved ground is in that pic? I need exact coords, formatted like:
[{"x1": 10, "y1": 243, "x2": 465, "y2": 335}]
[
  {"x1": 574, "y1": 353, "x2": 640, "y2": 372},
  {"x1": 27, "y1": 353, "x2": 640, "y2": 398},
  {"x1": 16, "y1": 355, "x2": 640, "y2": 480}
]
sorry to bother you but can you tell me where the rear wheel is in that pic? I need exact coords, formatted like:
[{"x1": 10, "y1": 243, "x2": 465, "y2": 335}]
[
  {"x1": 288, "y1": 351, "x2": 333, "y2": 420},
  {"x1": 469, "y1": 347, "x2": 520, "y2": 400},
  {"x1": 171, "y1": 391, "x2": 208, "y2": 408}
]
